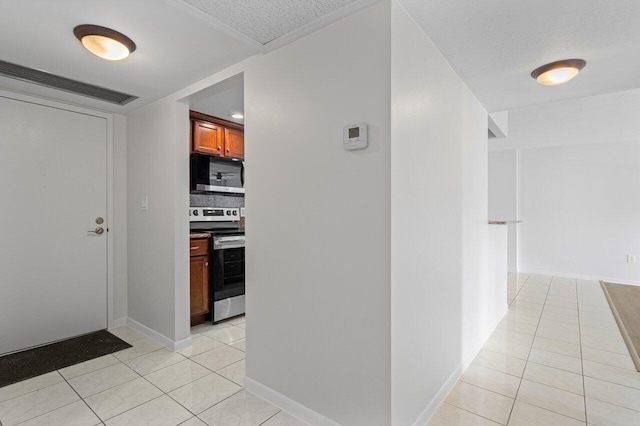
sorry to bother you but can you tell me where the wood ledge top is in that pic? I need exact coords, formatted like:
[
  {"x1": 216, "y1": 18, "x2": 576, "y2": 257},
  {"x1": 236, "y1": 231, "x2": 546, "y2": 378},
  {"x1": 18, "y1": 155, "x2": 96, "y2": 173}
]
[{"x1": 190, "y1": 233, "x2": 211, "y2": 239}]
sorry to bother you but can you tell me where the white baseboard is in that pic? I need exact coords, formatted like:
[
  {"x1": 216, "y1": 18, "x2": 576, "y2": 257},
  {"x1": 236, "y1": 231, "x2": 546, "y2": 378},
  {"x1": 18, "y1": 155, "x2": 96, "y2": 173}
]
[
  {"x1": 463, "y1": 302, "x2": 508, "y2": 370},
  {"x1": 111, "y1": 317, "x2": 127, "y2": 328},
  {"x1": 519, "y1": 269, "x2": 640, "y2": 286},
  {"x1": 412, "y1": 303, "x2": 508, "y2": 426},
  {"x1": 412, "y1": 365, "x2": 463, "y2": 426},
  {"x1": 122, "y1": 317, "x2": 192, "y2": 352},
  {"x1": 243, "y1": 376, "x2": 340, "y2": 426}
]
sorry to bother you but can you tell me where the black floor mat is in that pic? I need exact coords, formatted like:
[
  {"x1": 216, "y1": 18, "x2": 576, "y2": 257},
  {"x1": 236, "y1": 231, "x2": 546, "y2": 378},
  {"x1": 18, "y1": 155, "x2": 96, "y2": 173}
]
[{"x1": 0, "y1": 330, "x2": 131, "y2": 388}]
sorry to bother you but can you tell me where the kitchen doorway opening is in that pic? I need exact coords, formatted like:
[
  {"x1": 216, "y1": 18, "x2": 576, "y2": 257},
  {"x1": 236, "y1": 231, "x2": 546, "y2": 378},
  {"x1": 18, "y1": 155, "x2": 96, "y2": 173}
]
[{"x1": 180, "y1": 73, "x2": 248, "y2": 373}]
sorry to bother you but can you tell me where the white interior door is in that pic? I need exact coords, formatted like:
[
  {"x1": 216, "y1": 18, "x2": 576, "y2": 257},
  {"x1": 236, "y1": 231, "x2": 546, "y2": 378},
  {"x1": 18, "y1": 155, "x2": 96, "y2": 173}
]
[{"x1": 0, "y1": 95, "x2": 108, "y2": 355}]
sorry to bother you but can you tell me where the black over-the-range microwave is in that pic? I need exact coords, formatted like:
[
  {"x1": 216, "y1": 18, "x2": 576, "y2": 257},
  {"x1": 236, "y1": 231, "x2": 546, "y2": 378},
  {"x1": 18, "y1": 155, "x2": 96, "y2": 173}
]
[{"x1": 191, "y1": 153, "x2": 245, "y2": 194}]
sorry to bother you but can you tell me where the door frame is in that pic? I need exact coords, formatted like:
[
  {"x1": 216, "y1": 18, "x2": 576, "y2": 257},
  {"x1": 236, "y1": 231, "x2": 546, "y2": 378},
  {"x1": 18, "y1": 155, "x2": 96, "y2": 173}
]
[{"x1": 0, "y1": 88, "x2": 117, "y2": 329}]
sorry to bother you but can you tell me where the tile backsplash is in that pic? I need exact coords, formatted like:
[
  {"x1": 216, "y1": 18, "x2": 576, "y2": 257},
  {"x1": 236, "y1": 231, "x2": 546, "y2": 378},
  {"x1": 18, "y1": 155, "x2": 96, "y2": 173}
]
[{"x1": 190, "y1": 193, "x2": 244, "y2": 209}]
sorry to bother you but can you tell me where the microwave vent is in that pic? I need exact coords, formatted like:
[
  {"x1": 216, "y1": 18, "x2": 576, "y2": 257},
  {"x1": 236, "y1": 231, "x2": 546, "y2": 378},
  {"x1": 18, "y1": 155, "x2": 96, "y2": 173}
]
[{"x1": 0, "y1": 60, "x2": 138, "y2": 105}]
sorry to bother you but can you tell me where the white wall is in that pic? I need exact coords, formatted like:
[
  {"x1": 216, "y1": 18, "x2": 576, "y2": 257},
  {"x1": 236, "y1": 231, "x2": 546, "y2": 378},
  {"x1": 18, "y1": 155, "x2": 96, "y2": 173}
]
[
  {"x1": 488, "y1": 150, "x2": 518, "y2": 271},
  {"x1": 490, "y1": 89, "x2": 640, "y2": 152},
  {"x1": 113, "y1": 114, "x2": 128, "y2": 321},
  {"x1": 391, "y1": 2, "x2": 491, "y2": 424},
  {"x1": 244, "y1": 3, "x2": 391, "y2": 424},
  {"x1": 120, "y1": 3, "x2": 501, "y2": 424},
  {"x1": 490, "y1": 89, "x2": 640, "y2": 284},
  {"x1": 518, "y1": 141, "x2": 640, "y2": 283},
  {"x1": 126, "y1": 99, "x2": 191, "y2": 346}
]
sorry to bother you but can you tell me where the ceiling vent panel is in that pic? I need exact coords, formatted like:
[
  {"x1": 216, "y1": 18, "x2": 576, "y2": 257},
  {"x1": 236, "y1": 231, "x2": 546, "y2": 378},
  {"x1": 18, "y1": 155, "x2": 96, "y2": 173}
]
[{"x1": 0, "y1": 60, "x2": 138, "y2": 105}]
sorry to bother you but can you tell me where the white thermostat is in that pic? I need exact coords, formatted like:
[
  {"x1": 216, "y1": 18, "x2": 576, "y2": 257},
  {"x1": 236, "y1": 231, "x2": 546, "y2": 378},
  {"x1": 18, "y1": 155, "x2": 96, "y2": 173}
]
[{"x1": 343, "y1": 123, "x2": 368, "y2": 150}]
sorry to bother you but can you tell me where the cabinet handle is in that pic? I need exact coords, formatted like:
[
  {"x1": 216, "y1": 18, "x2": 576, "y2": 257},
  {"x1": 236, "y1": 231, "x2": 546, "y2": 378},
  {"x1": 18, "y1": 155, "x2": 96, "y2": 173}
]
[
  {"x1": 226, "y1": 148, "x2": 230, "y2": 153},
  {"x1": 217, "y1": 146, "x2": 221, "y2": 151},
  {"x1": 205, "y1": 262, "x2": 209, "y2": 266},
  {"x1": 191, "y1": 246, "x2": 198, "y2": 250}
]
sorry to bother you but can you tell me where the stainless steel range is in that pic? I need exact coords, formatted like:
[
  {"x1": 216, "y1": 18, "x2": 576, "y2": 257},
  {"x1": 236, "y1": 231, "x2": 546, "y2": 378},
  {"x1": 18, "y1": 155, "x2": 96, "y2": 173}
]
[{"x1": 189, "y1": 207, "x2": 245, "y2": 323}]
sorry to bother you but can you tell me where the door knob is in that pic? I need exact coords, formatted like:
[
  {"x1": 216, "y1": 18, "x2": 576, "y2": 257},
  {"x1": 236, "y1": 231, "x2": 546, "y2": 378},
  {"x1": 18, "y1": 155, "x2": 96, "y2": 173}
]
[
  {"x1": 88, "y1": 227, "x2": 104, "y2": 235},
  {"x1": 96, "y1": 217, "x2": 104, "y2": 224}
]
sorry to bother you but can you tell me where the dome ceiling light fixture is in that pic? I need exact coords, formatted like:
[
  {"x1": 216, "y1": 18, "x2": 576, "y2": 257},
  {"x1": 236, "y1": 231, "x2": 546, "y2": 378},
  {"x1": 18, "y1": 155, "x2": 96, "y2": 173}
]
[
  {"x1": 74, "y1": 24, "x2": 136, "y2": 61},
  {"x1": 531, "y1": 59, "x2": 586, "y2": 86}
]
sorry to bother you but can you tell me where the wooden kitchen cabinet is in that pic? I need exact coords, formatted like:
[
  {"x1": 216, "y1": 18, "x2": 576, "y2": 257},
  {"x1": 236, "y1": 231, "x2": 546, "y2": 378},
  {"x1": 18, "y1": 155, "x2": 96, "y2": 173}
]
[
  {"x1": 190, "y1": 237, "x2": 210, "y2": 325},
  {"x1": 224, "y1": 128, "x2": 244, "y2": 159},
  {"x1": 190, "y1": 111, "x2": 244, "y2": 159},
  {"x1": 193, "y1": 120, "x2": 224, "y2": 156}
]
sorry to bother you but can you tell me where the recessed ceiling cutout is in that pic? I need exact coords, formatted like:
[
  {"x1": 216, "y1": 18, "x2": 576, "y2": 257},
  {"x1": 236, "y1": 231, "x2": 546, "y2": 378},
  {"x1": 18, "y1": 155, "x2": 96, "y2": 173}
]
[{"x1": 0, "y1": 60, "x2": 139, "y2": 105}]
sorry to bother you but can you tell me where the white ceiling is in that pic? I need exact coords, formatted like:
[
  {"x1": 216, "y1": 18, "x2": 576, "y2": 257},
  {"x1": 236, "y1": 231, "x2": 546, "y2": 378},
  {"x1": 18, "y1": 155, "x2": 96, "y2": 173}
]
[
  {"x1": 2, "y1": 0, "x2": 639, "y2": 115},
  {"x1": 189, "y1": 73, "x2": 244, "y2": 124},
  {"x1": 0, "y1": 0, "x2": 380, "y2": 114},
  {"x1": 400, "y1": 0, "x2": 640, "y2": 112},
  {"x1": 0, "y1": 0, "x2": 261, "y2": 114}
]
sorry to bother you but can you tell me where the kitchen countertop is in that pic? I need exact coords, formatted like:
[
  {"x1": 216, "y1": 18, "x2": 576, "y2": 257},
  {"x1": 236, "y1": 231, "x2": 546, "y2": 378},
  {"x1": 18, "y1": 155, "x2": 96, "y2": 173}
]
[{"x1": 190, "y1": 233, "x2": 211, "y2": 239}]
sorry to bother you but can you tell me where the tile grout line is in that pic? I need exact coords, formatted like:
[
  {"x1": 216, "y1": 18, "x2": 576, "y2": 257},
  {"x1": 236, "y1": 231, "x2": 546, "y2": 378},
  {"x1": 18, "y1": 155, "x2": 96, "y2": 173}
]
[
  {"x1": 258, "y1": 409, "x2": 283, "y2": 425},
  {"x1": 157, "y1": 339, "x2": 247, "y2": 420},
  {"x1": 506, "y1": 278, "x2": 588, "y2": 423},
  {"x1": 90, "y1": 336, "x2": 247, "y2": 422},
  {"x1": 508, "y1": 273, "x2": 531, "y2": 308},
  {"x1": 576, "y1": 279, "x2": 588, "y2": 424},
  {"x1": 59, "y1": 372, "x2": 103, "y2": 425},
  {"x1": 437, "y1": 401, "x2": 507, "y2": 425},
  {"x1": 65, "y1": 345, "x2": 193, "y2": 423},
  {"x1": 2, "y1": 323, "x2": 250, "y2": 426},
  {"x1": 77, "y1": 354, "x2": 167, "y2": 423},
  {"x1": 505, "y1": 275, "x2": 553, "y2": 425}
]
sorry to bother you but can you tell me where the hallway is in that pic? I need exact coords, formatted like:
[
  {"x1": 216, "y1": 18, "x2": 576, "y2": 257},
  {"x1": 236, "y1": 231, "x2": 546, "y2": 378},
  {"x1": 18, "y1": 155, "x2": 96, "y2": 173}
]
[{"x1": 429, "y1": 273, "x2": 640, "y2": 425}]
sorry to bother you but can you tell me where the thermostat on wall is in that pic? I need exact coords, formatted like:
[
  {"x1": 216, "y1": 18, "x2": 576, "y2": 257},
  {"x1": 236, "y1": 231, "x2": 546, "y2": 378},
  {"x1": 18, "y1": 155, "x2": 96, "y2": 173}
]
[{"x1": 343, "y1": 123, "x2": 368, "y2": 150}]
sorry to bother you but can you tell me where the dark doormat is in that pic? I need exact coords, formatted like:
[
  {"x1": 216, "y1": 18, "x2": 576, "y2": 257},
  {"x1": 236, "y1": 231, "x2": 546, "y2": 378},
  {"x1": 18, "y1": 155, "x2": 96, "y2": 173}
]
[{"x1": 0, "y1": 330, "x2": 131, "y2": 388}]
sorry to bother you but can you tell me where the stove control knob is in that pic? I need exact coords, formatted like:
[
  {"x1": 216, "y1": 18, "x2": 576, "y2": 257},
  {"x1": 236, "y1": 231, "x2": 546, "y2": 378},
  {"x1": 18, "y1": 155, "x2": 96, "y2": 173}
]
[
  {"x1": 226, "y1": 210, "x2": 231, "y2": 216},
  {"x1": 232, "y1": 211, "x2": 238, "y2": 216},
  {"x1": 193, "y1": 210, "x2": 199, "y2": 216}
]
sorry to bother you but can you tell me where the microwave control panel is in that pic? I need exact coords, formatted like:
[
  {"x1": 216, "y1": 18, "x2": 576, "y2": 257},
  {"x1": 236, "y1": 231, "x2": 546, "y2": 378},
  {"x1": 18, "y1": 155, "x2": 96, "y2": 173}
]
[{"x1": 343, "y1": 123, "x2": 368, "y2": 150}]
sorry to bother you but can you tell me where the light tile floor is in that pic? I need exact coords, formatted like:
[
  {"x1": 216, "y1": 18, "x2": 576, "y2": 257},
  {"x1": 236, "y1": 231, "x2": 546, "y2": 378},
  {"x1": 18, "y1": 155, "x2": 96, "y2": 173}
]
[
  {"x1": 0, "y1": 316, "x2": 308, "y2": 426},
  {"x1": 429, "y1": 273, "x2": 640, "y2": 426},
  {"x1": 3, "y1": 275, "x2": 638, "y2": 426}
]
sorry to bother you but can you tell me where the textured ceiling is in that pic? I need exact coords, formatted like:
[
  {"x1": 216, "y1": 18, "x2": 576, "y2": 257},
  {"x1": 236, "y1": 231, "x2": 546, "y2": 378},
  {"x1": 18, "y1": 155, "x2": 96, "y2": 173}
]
[
  {"x1": 181, "y1": 0, "x2": 358, "y2": 44},
  {"x1": 400, "y1": 0, "x2": 640, "y2": 112}
]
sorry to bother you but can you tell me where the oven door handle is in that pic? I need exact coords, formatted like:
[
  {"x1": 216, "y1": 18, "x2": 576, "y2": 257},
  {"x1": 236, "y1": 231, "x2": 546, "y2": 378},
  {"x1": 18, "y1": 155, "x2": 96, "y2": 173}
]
[{"x1": 214, "y1": 242, "x2": 245, "y2": 250}]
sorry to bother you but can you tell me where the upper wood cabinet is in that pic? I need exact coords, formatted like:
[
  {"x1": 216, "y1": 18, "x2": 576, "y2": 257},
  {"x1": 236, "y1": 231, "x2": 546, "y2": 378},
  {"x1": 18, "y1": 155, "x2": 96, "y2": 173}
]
[
  {"x1": 193, "y1": 120, "x2": 224, "y2": 155},
  {"x1": 224, "y1": 128, "x2": 244, "y2": 159},
  {"x1": 190, "y1": 111, "x2": 244, "y2": 159}
]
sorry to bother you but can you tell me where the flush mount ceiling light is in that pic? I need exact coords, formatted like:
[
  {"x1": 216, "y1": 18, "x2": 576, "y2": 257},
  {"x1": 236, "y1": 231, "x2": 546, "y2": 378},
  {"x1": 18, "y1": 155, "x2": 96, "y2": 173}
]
[
  {"x1": 74, "y1": 25, "x2": 136, "y2": 61},
  {"x1": 531, "y1": 59, "x2": 586, "y2": 86},
  {"x1": 231, "y1": 113, "x2": 244, "y2": 119}
]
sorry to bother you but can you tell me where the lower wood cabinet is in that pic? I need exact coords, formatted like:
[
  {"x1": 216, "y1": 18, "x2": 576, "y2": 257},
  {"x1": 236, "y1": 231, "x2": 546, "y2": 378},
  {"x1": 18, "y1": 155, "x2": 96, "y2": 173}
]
[{"x1": 190, "y1": 237, "x2": 209, "y2": 325}]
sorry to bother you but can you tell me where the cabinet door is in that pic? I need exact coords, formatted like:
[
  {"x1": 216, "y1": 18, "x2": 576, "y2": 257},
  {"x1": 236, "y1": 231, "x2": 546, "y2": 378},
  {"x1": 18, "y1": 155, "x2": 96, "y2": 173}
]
[
  {"x1": 224, "y1": 128, "x2": 244, "y2": 159},
  {"x1": 193, "y1": 120, "x2": 224, "y2": 155},
  {"x1": 190, "y1": 255, "x2": 210, "y2": 316}
]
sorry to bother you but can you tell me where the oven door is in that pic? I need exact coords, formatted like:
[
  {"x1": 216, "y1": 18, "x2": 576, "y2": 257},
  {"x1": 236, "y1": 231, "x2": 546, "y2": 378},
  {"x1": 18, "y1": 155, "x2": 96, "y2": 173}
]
[{"x1": 211, "y1": 237, "x2": 245, "y2": 322}]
